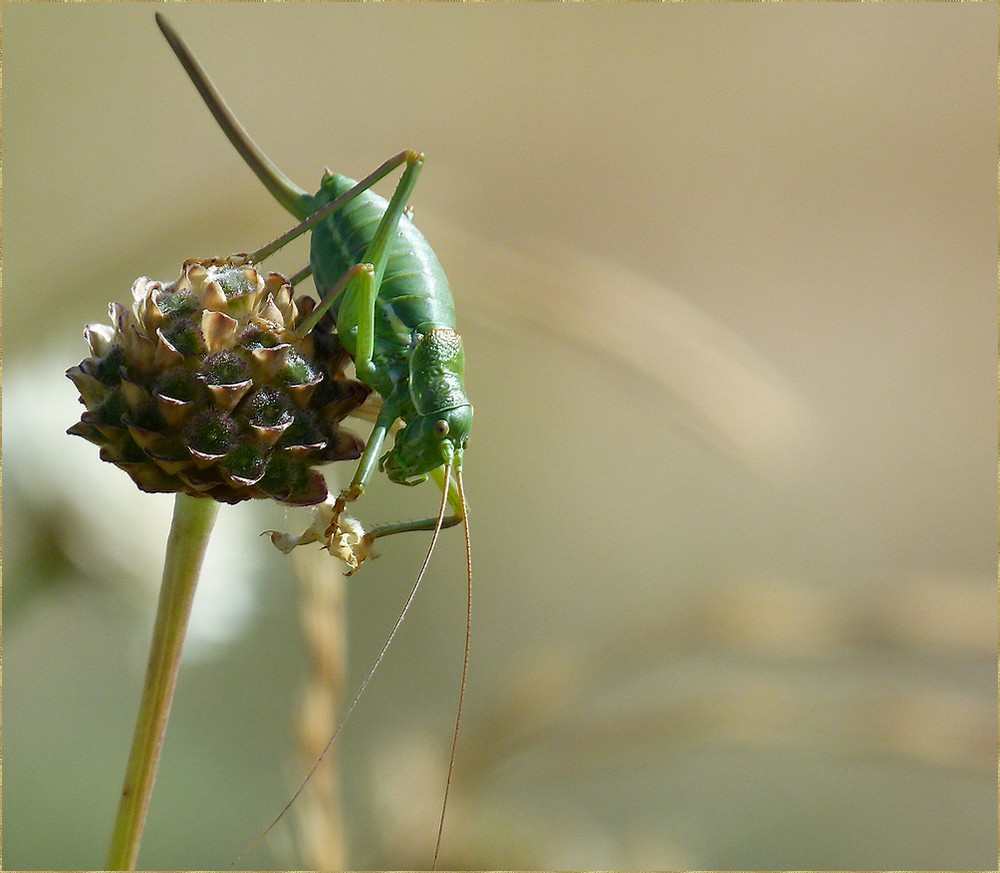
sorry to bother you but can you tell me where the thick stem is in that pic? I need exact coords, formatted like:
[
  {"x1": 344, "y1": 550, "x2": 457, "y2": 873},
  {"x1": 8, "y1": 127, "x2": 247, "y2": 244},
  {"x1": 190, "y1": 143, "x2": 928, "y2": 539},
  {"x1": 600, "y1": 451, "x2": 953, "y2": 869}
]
[{"x1": 105, "y1": 493, "x2": 220, "y2": 870}]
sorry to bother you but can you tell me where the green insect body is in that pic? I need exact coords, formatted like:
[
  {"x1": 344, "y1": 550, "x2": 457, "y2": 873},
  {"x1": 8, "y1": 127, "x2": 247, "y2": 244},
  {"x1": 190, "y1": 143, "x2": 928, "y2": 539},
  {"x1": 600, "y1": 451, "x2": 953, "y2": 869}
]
[
  {"x1": 156, "y1": 15, "x2": 474, "y2": 868},
  {"x1": 301, "y1": 172, "x2": 473, "y2": 489},
  {"x1": 156, "y1": 13, "x2": 472, "y2": 519}
]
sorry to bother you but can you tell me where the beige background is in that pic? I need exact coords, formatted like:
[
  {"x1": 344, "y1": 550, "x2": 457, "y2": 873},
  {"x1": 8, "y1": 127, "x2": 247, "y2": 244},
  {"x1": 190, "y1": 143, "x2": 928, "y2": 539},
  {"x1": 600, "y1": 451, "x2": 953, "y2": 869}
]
[{"x1": 4, "y1": 2, "x2": 996, "y2": 869}]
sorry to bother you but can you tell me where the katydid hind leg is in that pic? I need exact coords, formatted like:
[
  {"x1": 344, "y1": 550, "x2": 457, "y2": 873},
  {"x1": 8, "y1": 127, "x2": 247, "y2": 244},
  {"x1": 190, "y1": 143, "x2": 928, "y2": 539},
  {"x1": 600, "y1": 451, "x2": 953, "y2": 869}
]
[
  {"x1": 286, "y1": 153, "x2": 424, "y2": 383},
  {"x1": 318, "y1": 152, "x2": 427, "y2": 538},
  {"x1": 359, "y1": 151, "x2": 424, "y2": 287},
  {"x1": 316, "y1": 169, "x2": 428, "y2": 546}
]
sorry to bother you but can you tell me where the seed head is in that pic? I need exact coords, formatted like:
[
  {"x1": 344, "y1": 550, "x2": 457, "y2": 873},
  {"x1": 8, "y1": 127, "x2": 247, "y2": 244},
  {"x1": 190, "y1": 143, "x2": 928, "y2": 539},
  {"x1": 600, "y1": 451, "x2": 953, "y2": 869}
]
[{"x1": 67, "y1": 256, "x2": 370, "y2": 505}]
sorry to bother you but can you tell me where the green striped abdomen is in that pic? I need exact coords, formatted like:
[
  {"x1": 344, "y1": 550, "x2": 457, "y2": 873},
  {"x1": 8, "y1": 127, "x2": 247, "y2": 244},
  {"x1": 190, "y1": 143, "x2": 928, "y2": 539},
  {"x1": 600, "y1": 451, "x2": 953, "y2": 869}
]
[{"x1": 306, "y1": 173, "x2": 455, "y2": 375}]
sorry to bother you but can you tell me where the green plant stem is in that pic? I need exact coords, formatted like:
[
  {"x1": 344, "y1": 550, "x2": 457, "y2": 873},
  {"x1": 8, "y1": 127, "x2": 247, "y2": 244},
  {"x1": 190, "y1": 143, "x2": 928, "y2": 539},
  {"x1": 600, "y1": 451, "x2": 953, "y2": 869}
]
[{"x1": 105, "y1": 493, "x2": 220, "y2": 870}]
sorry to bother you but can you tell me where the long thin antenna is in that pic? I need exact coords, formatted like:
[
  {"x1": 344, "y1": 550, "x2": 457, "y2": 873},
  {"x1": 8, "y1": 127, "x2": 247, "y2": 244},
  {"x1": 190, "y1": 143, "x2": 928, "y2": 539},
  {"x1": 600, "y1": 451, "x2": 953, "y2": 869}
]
[
  {"x1": 432, "y1": 464, "x2": 472, "y2": 869},
  {"x1": 232, "y1": 468, "x2": 453, "y2": 867}
]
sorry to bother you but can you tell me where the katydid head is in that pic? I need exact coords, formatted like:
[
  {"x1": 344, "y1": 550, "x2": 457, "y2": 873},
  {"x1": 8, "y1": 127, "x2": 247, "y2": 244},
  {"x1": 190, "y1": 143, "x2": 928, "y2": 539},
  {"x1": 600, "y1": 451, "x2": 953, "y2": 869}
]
[{"x1": 381, "y1": 404, "x2": 472, "y2": 486}]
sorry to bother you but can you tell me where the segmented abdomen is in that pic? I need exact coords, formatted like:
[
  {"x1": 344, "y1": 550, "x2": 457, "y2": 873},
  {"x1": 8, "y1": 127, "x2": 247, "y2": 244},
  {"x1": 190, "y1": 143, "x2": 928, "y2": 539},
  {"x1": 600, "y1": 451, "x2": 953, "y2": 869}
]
[{"x1": 307, "y1": 173, "x2": 456, "y2": 355}]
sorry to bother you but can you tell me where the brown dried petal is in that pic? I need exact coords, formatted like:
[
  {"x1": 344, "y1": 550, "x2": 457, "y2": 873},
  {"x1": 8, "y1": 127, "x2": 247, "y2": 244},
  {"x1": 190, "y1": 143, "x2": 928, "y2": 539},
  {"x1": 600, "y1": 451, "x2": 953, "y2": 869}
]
[
  {"x1": 66, "y1": 420, "x2": 105, "y2": 445},
  {"x1": 272, "y1": 278, "x2": 293, "y2": 306},
  {"x1": 186, "y1": 446, "x2": 229, "y2": 469},
  {"x1": 176, "y1": 469, "x2": 221, "y2": 493},
  {"x1": 220, "y1": 466, "x2": 266, "y2": 489},
  {"x1": 249, "y1": 344, "x2": 291, "y2": 381},
  {"x1": 250, "y1": 420, "x2": 292, "y2": 448},
  {"x1": 285, "y1": 376, "x2": 323, "y2": 408},
  {"x1": 183, "y1": 261, "x2": 209, "y2": 290},
  {"x1": 81, "y1": 411, "x2": 127, "y2": 443},
  {"x1": 125, "y1": 324, "x2": 156, "y2": 372},
  {"x1": 153, "y1": 330, "x2": 186, "y2": 371},
  {"x1": 130, "y1": 277, "x2": 158, "y2": 310},
  {"x1": 283, "y1": 441, "x2": 328, "y2": 461},
  {"x1": 66, "y1": 366, "x2": 107, "y2": 408},
  {"x1": 146, "y1": 449, "x2": 195, "y2": 476},
  {"x1": 120, "y1": 378, "x2": 149, "y2": 410},
  {"x1": 124, "y1": 421, "x2": 171, "y2": 453},
  {"x1": 205, "y1": 380, "x2": 253, "y2": 412},
  {"x1": 257, "y1": 293, "x2": 286, "y2": 328},
  {"x1": 85, "y1": 323, "x2": 116, "y2": 358},
  {"x1": 202, "y1": 310, "x2": 239, "y2": 353},
  {"x1": 109, "y1": 302, "x2": 131, "y2": 339},
  {"x1": 154, "y1": 393, "x2": 199, "y2": 429},
  {"x1": 135, "y1": 287, "x2": 168, "y2": 333},
  {"x1": 282, "y1": 471, "x2": 329, "y2": 506},
  {"x1": 201, "y1": 280, "x2": 228, "y2": 313},
  {"x1": 120, "y1": 463, "x2": 182, "y2": 494},
  {"x1": 324, "y1": 429, "x2": 366, "y2": 462}
]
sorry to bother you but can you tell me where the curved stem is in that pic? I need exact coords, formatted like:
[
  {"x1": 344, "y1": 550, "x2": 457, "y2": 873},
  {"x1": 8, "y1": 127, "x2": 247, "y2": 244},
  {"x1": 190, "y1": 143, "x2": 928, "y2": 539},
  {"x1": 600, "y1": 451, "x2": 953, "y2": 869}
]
[{"x1": 105, "y1": 493, "x2": 220, "y2": 870}]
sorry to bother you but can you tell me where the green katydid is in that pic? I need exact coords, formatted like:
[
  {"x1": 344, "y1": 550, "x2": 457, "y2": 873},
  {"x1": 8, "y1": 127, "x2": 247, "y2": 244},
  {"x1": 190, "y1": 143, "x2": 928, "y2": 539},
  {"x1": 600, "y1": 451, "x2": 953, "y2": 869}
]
[{"x1": 156, "y1": 15, "x2": 473, "y2": 868}]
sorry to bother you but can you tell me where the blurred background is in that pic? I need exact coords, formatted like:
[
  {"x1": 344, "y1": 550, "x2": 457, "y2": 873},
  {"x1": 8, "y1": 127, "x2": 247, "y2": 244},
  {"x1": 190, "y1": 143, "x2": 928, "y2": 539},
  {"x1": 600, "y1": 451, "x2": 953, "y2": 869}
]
[{"x1": 3, "y1": 3, "x2": 996, "y2": 870}]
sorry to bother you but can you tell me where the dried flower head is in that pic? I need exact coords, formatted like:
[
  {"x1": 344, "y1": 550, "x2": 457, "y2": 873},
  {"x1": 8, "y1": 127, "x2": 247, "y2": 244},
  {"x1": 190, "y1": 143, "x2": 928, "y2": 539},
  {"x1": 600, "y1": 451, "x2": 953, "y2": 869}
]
[
  {"x1": 67, "y1": 256, "x2": 370, "y2": 505},
  {"x1": 263, "y1": 496, "x2": 376, "y2": 573}
]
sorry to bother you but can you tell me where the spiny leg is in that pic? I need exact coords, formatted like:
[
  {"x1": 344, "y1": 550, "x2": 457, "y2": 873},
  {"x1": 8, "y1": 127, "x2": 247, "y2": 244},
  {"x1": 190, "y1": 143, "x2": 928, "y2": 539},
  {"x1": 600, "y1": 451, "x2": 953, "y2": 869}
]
[
  {"x1": 330, "y1": 461, "x2": 465, "y2": 573},
  {"x1": 359, "y1": 151, "x2": 424, "y2": 286},
  {"x1": 269, "y1": 150, "x2": 424, "y2": 346},
  {"x1": 315, "y1": 265, "x2": 396, "y2": 544},
  {"x1": 344, "y1": 399, "x2": 399, "y2": 504}
]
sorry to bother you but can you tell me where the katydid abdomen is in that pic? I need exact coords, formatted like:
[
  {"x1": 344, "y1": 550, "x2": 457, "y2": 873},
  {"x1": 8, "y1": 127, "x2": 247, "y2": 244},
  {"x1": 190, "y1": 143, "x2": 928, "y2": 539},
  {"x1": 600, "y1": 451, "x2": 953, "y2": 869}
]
[{"x1": 306, "y1": 173, "x2": 457, "y2": 383}]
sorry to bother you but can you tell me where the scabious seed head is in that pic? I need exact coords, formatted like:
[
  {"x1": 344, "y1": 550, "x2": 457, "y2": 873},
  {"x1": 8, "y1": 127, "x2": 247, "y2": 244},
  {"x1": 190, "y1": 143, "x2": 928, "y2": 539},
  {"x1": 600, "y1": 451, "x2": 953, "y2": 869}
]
[{"x1": 67, "y1": 255, "x2": 371, "y2": 505}]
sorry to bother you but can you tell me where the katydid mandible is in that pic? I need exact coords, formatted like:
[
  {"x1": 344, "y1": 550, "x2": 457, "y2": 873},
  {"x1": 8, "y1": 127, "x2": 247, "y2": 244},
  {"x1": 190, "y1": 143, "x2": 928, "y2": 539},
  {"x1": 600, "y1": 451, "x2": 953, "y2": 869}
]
[{"x1": 156, "y1": 15, "x2": 473, "y2": 868}]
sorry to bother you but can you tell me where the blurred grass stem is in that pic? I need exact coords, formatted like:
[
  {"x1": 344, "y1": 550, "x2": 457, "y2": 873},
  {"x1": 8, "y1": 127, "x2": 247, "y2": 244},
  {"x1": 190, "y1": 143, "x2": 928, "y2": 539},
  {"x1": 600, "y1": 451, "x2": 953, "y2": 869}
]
[
  {"x1": 105, "y1": 493, "x2": 220, "y2": 870},
  {"x1": 293, "y1": 548, "x2": 346, "y2": 868}
]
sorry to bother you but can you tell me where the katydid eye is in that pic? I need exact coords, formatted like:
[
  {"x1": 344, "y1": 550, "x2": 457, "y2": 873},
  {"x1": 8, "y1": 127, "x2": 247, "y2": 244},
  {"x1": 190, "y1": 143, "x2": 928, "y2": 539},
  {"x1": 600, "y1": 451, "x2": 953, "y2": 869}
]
[{"x1": 433, "y1": 419, "x2": 450, "y2": 437}]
